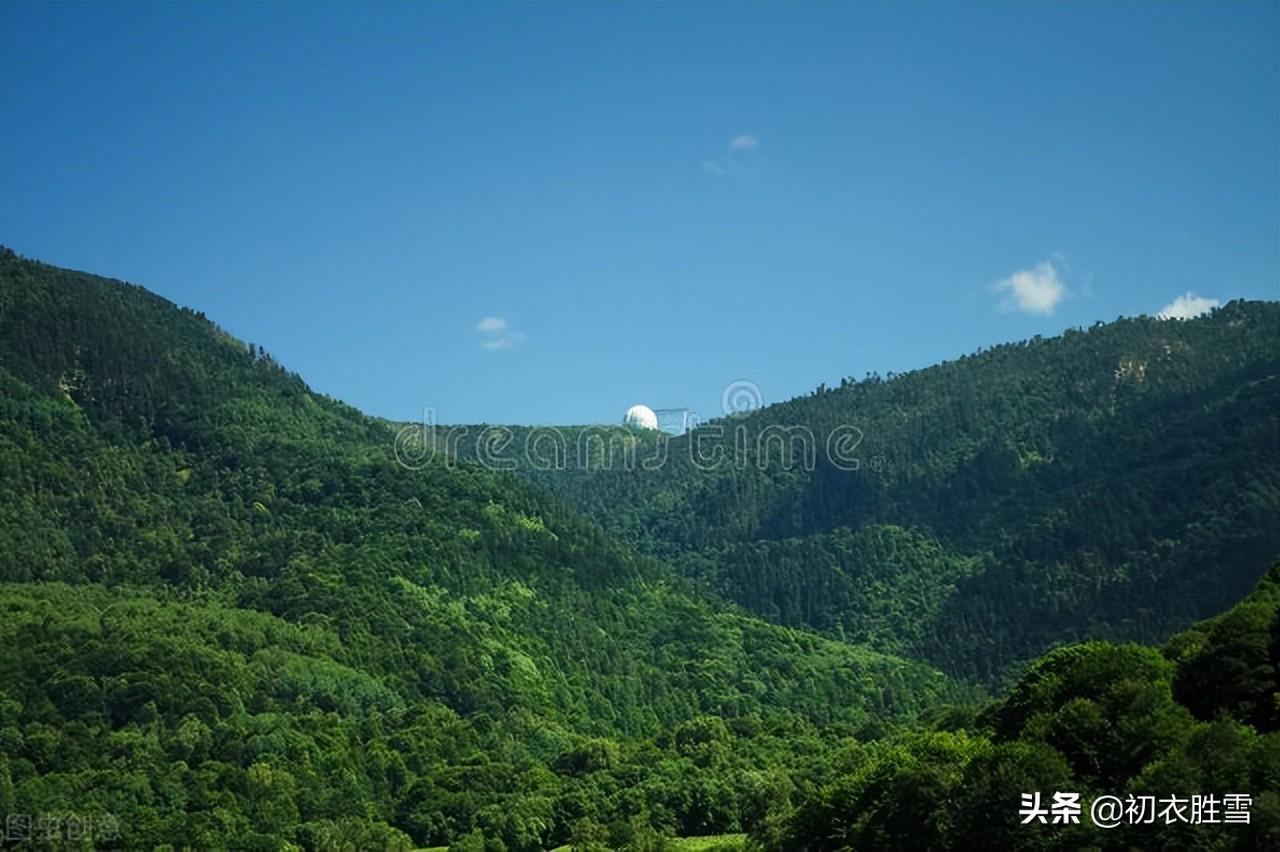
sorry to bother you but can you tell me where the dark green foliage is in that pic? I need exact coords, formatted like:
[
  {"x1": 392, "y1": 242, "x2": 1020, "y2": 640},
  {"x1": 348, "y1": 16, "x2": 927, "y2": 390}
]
[
  {"x1": 989, "y1": 643, "x2": 1194, "y2": 789},
  {"x1": 1168, "y1": 563, "x2": 1280, "y2": 731},
  {"x1": 705, "y1": 525, "x2": 979, "y2": 654},
  {"x1": 456, "y1": 301, "x2": 1280, "y2": 682},
  {"x1": 761, "y1": 565, "x2": 1280, "y2": 850}
]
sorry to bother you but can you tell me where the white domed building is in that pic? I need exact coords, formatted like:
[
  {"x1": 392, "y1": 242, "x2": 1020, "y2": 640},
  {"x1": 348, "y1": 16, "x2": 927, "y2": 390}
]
[{"x1": 623, "y1": 404, "x2": 659, "y2": 430}]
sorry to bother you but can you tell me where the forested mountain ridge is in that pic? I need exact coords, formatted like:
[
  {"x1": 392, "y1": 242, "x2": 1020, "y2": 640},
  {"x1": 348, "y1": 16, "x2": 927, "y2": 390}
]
[
  {"x1": 436, "y1": 301, "x2": 1280, "y2": 681},
  {"x1": 0, "y1": 249, "x2": 955, "y2": 848},
  {"x1": 756, "y1": 562, "x2": 1280, "y2": 850},
  {"x1": 2, "y1": 248, "x2": 1276, "y2": 850}
]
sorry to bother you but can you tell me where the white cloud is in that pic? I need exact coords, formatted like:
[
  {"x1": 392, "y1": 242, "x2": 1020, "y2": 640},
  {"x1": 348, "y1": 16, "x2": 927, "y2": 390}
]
[
  {"x1": 475, "y1": 316, "x2": 524, "y2": 351},
  {"x1": 991, "y1": 261, "x2": 1066, "y2": 316},
  {"x1": 1157, "y1": 291, "x2": 1219, "y2": 320},
  {"x1": 480, "y1": 331, "x2": 526, "y2": 351},
  {"x1": 703, "y1": 134, "x2": 760, "y2": 176}
]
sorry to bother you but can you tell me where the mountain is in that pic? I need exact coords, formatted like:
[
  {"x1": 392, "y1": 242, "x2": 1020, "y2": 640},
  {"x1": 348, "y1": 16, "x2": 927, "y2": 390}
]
[
  {"x1": 757, "y1": 562, "x2": 1280, "y2": 850},
  {"x1": 0, "y1": 249, "x2": 953, "y2": 849},
  {"x1": 434, "y1": 301, "x2": 1280, "y2": 682},
  {"x1": 1, "y1": 248, "x2": 1276, "y2": 850}
]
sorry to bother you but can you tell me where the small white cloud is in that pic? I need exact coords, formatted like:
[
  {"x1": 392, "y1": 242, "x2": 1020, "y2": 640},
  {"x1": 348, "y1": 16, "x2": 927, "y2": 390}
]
[
  {"x1": 480, "y1": 331, "x2": 526, "y2": 351},
  {"x1": 1157, "y1": 292, "x2": 1219, "y2": 320},
  {"x1": 475, "y1": 317, "x2": 524, "y2": 351},
  {"x1": 991, "y1": 260, "x2": 1066, "y2": 316},
  {"x1": 702, "y1": 135, "x2": 760, "y2": 176}
]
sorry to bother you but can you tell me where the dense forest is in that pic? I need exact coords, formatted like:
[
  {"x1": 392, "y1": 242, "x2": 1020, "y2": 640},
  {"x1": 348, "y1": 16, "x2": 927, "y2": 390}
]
[
  {"x1": 436, "y1": 301, "x2": 1280, "y2": 683},
  {"x1": 0, "y1": 248, "x2": 1276, "y2": 849},
  {"x1": 756, "y1": 561, "x2": 1280, "y2": 851}
]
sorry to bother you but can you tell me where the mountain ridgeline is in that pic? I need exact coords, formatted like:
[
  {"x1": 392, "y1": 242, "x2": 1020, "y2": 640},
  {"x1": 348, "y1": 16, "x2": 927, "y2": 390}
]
[
  {"x1": 0, "y1": 249, "x2": 953, "y2": 849},
  {"x1": 0, "y1": 248, "x2": 1277, "y2": 850},
  {"x1": 434, "y1": 301, "x2": 1280, "y2": 682}
]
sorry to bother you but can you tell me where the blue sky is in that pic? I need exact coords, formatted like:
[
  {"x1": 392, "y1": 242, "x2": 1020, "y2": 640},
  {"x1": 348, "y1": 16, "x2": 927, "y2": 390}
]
[{"x1": 2, "y1": 3, "x2": 1276, "y2": 425}]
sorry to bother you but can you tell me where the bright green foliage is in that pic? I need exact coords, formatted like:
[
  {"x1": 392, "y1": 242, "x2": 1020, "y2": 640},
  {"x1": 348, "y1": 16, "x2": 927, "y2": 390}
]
[
  {"x1": 1, "y1": 248, "x2": 1276, "y2": 848},
  {"x1": 0, "y1": 249, "x2": 953, "y2": 847}
]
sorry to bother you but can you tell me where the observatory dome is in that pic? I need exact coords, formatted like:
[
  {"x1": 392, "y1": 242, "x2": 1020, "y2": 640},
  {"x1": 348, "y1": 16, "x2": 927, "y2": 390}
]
[{"x1": 624, "y1": 404, "x2": 659, "y2": 430}]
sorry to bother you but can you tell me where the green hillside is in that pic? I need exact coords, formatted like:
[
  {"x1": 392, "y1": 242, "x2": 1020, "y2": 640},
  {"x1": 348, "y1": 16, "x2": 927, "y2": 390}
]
[
  {"x1": 1, "y1": 249, "x2": 1276, "y2": 850},
  {"x1": 433, "y1": 302, "x2": 1280, "y2": 681},
  {"x1": 0, "y1": 249, "x2": 953, "y2": 849},
  {"x1": 755, "y1": 563, "x2": 1280, "y2": 850}
]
